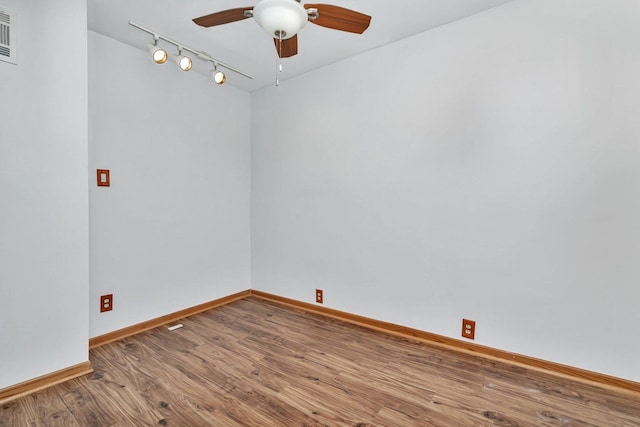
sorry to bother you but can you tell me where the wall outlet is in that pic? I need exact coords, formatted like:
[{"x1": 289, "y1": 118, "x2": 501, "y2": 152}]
[
  {"x1": 100, "y1": 294, "x2": 113, "y2": 312},
  {"x1": 462, "y1": 318, "x2": 475, "y2": 340},
  {"x1": 315, "y1": 289, "x2": 323, "y2": 304}
]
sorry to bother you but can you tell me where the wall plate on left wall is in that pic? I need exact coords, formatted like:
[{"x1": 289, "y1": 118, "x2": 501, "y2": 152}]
[
  {"x1": 97, "y1": 169, "x2": 110, "y2": 187},
  {"x1": 100, "y1": 294, "x2": 113, "y2": 312}
]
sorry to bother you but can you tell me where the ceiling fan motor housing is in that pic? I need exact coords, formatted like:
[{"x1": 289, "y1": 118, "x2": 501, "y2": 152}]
[{"x1": 253, "y1": 0, "x2": 308, "y2": 39}]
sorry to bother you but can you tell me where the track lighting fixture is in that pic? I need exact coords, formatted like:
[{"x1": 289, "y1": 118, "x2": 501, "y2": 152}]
[
  {"x1": 172, "y1": 48, "x2": 192, "y2": 71},
  {"x1": 147, "y1": 38, "x2": 167, "y2": 64},
  {"x1": 211, "y1": 66, "x2": 226, "y2": 85},
  {"x1": 129, "y1": 21, "x2": 252, "y2": 84}
]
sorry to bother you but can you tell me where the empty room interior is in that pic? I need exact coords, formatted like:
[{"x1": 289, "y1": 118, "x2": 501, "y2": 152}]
[{"x1": 1, "y1": 0, "x2": 640, "y2": 425}]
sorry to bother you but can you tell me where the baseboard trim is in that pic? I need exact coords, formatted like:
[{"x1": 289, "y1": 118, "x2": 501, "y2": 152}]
[
  {"x1": 89, "y1": 290, "x2": 252, "y2": 349},
  {"x1": 0, "y1": 362, "x2": 93, "y2": 405},
  {"x1": 83, "y1": 287, "x2": 640, "y2": 394},
  {"x1": 250, "y1": 290, "x2": 640, "y2": 394},
  {"x1": 3, "y1": 290, "x2": 635, "y2": 405}
]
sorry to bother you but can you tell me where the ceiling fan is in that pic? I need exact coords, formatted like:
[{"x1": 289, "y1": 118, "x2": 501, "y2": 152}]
[{"x1": 192, "y1": 0, "x2": 371, "y2": 58}]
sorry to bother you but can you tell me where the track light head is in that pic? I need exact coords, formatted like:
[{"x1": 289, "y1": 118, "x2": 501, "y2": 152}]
[
  {"x1": 211, "y1": 67, "x2": 226, "y2": 85},
  {"x1": 172, "y1": 49, "x2": 192, "y2": 71},
  {"x1": 147, "y1": 42, "x2": 167, "y2": 64},
  {"x1": 178, "y1": 55, "x2": 192, "y2": 71}
]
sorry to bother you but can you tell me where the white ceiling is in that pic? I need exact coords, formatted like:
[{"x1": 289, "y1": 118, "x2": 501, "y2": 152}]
[{"x1": 88, "y1": 0, "x2": 513, "y2": 92}]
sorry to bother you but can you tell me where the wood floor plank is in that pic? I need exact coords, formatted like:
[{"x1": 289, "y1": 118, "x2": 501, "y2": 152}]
[
  {"x1": 89, "y1": 344, "x2": 188, "y2": 426},
  {"x1": 0, "y1": 399, "x2": 26, "y2": 427},
  {"x1": 17, "y1": 388, "x2": 80, "y2": 427},
  {"x1": 54, "y1": 376, "x2": 118, "y2": 427},
  {"x1": 2, "y1": 296, "x2": 639, "y2": 426},
  {"x1": 130, "y1": 313, "x2": 322, "y2": 426}
]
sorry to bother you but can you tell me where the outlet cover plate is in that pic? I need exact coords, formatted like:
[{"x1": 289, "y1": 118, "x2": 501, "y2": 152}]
[
  {"x1": 462, "y1": 318, "x2": 475, "y2": 340},
  {"x1": 100, "y1": 294, "x2": 113, "y2": 312}
]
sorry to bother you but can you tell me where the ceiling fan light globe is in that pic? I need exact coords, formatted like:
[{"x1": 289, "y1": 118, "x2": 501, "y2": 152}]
[{"x1": 253, "y1": 0, "x2": 307, "y2": 40}]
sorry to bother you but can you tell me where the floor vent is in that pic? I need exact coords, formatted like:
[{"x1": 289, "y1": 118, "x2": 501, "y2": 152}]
[{"x1": 0, "y1": 6, "x2": 16, "y2": 65}]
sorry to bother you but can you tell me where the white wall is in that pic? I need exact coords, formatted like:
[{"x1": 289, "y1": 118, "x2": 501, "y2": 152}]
[
  {"x1": 251, "y1": 0, "x2": 640, "y2": 382},
  {"x1": 89, "y1": 32, "x2": 251, "y2": 337},
  {"x1": 0, "y1": 0, "x2": 89, "y2": 388},
  {"x1": 2, "y1": 0, "x2": 637, "y2": 392}
]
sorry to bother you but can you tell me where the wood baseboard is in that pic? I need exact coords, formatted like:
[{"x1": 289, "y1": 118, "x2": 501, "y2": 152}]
[
  {"x1": 81, "y1": 287, "x2": 640, "y2": 396},
  {"x1": 249, "y1": 290, "x2": 640, "y2": 394},
  {"x1": 5, "y1": 289, "x2": 635, "y2": 405},
  {"x1": 0, "y1": 362, "x2": 93, "y2": 405},
  {"x1": 89, "y1": 290, "x2": 252, "y2": 349}
]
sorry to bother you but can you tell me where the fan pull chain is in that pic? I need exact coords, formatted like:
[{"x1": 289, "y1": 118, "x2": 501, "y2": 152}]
[{"x1": 276, "y1": 33, "x2": 283, "y2": 86}]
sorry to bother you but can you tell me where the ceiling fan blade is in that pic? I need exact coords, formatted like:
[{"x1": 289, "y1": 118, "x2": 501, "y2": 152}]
[
  {"x1": 305, "y1": 4, "x2": 371, "y2": 34},
  {"x1": 193, "y1": 7, "x2": 253, "y2": 28},
  {"x1": 273, "y1": 35, "x2": 298, "y2": 58}
]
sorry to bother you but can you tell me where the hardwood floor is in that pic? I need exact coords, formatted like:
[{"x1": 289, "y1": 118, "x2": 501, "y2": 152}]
[{"x1": 2, "y1": 297, "x2": 639, "y2": 426}]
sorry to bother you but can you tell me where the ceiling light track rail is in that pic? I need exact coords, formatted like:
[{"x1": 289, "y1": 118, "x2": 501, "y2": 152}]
[{"x1": 128, "y1": 20, "x2": 253, "y2": 81}]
